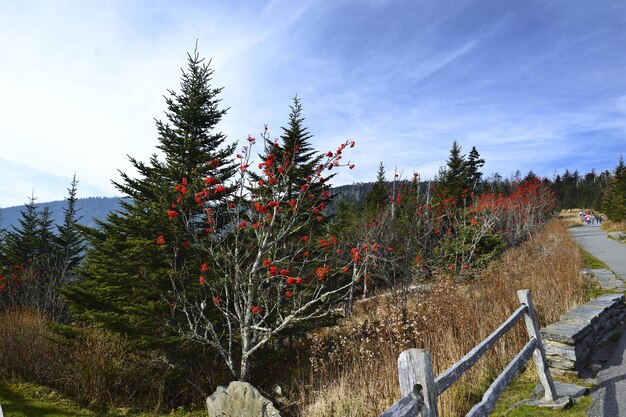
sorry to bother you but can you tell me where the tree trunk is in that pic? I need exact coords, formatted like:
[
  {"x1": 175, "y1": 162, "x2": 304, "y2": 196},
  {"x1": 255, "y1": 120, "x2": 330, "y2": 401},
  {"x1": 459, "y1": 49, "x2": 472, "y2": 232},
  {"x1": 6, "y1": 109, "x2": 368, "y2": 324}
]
[{"x1": 239, "y1": 353, "x2": 251, "y2": 382}]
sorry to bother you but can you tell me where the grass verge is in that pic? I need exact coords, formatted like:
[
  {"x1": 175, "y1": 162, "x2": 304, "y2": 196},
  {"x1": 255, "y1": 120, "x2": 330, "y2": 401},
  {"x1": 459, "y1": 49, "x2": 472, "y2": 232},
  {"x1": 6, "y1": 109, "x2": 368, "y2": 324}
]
[
  {"x1": 579, "y1": 248, "x2": 610, "y2": 270},
  {"x1": 0, "y1": 380, "x2": 205, "y2": 417},
  {"x1": 491, "y1": 367, "x2": 592, "y2": 417},
  {"x1": 0, "y1": 380, "x2": 96, "y2": 417}
]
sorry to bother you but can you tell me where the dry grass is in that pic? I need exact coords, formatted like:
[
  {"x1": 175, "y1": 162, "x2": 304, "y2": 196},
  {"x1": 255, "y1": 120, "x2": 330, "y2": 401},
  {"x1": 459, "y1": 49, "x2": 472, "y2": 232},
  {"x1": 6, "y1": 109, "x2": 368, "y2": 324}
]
[
  {"x1": 298, "y1": 219, "x2": 589, "y2": 416},
  {"x1": 558, "y1": 209, "x2": 584, "y2": 228},
  {"x1": 0, "y1": 309, "x2": 168, "y2": 412},
  {"x1": 603, "y1": 218, "x2": 626, "y2": 233}
]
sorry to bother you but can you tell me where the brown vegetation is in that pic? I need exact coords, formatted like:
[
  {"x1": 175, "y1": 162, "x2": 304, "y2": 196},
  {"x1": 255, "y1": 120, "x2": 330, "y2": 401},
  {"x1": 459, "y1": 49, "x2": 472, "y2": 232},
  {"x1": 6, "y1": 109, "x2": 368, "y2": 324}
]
[
  {"x1": 0, "y1": 219, "x2": 590, "y2": 416},
  {"x1": 0, "y1": 309, "x2": 173, "y2": 411},
  {"x1": 299, "y1": 219, "x2": 589, "y2": 416},
  {"x1": 603, "y1": 218, "x2": 626, "y2": 233}
]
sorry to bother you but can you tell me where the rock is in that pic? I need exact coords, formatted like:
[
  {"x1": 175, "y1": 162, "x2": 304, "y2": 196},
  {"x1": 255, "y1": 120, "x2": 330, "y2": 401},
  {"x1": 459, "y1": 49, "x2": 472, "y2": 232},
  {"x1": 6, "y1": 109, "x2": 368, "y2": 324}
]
[
  {"x1": 541, "y1": 321, "x2": 591, "y2": 344},
  {"x1": 591, "y1": 269, "x2": 625, "y2": 291},
  {"x1": 511, "y1": 396, "x2": 572, "y2": 411},
  {"x1": 206, "y1": 381, "x2": 282, "y2": 417},
  {"x1": 531, "y1": 381, "x2": 589, "y2": 399},
  {"x1": 608, "y1": 231, "x2": 626, "y2": 240}
]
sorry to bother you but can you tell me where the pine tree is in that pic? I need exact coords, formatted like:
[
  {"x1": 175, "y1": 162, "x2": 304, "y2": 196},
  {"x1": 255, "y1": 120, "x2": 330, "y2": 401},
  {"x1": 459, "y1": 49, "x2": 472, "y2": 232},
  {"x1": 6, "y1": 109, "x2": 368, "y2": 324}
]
[
  {"x1": 465, "y1": 146, "x2": 485, "y2": 191},
  {"x1": 602, "y1": 155, "x2": 626, "y2": 221},
  {"x1": 55, "y1": 174, "x2": 84, "y2": 271},
  {"x1": 436, "y1": 141, "x2": 469, "y2": 205},
  {"x1": 63, "y1": 49, "x2": 236, "y2": 350},
  {"x1": 364, "y1": 162, "x2": 388, "y2": 212},
  {"x1": 275, "y1": 96, "x2": 323, "y2": 200},
  {"x1": 4, "y1": 194, "x2": 45, "y2": 267},
  {"x1": 254, "y1": 96, "x2": 328, "y2": 231}
]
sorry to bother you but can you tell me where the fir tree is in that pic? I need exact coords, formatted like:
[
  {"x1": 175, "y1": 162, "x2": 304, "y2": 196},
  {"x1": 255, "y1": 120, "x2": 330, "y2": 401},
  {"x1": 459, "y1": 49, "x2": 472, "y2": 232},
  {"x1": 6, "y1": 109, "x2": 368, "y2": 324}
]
[
  {"x1": 436, "y1": 141, "x2": 469, "y2": 205},
  {"x1": 55, "y1": 174, "x2": 84, "y2": 271},
  {"x1": 364, "y1": 162, "x2": 388, "y2": 212},
  {"x1": 4, "y1": 193, "x2": 45, "y2": 267},
  {"x1": 63, "y1": 49, "x2": 236, "y2": 350},
  {"x1": 602, "y1": 155, "x2": 626, "y2": 221},
  {"x1": 275, "y1": 96, "x2": 323, "y2": 200},
  {"x1": 465, "y1": 146, "x2": 485, "y2": 191}
]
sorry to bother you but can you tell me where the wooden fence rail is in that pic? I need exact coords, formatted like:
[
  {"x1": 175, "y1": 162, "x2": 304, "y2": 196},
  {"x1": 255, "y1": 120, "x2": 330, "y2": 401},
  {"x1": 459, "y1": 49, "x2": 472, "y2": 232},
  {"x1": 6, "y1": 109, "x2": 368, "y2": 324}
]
[{"x1": 379, "y1": 289, "x2": 558, "y2": 417}]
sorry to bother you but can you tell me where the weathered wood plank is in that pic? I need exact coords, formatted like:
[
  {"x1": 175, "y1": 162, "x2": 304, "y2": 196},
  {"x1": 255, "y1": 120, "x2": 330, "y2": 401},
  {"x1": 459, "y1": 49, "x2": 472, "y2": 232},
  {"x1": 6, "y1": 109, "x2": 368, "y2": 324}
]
[
  {"x1": 435, "y1": 305, "x2": 527, "y2": 395},
  {"x1": 397, "y1": 349, "x2": 438, "y2": 417},
  {"x1": 378, "y1": 393, "x2": 422, "y2": 417},
  {"x1": 466, "y1": 338, "x2": 537, "y2": 417},
  {"x1": 517, "y1": 289, "x2": 558, "y2": 401}
]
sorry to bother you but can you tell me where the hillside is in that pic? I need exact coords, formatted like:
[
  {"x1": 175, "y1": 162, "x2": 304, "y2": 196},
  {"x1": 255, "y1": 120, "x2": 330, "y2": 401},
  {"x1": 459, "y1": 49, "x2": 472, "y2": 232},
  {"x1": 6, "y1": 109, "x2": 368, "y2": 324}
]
[
  {"x1": 0, "y1": 184, "x2": 373, "y2": 232},
  {"x1": 0, "y1": 197, "x2": 126, "y2": 231}
]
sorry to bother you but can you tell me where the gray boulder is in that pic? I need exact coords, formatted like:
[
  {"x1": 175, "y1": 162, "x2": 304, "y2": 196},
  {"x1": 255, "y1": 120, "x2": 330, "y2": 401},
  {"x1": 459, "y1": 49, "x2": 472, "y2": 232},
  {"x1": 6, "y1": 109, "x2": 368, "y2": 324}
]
[{"x1": 206, "y1": 381, "x2": 282, "y2": 417}]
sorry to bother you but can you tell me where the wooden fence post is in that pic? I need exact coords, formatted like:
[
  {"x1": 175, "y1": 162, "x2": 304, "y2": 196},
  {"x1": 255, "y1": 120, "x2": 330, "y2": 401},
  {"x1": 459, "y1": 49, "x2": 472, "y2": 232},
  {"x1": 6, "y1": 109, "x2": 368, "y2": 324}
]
[
  {"x1": 517, "y1": 289, "x2": 558, "y2": 402},
  {"x1": 398, "y1": 349, "x2": 438, "y2": 417}
]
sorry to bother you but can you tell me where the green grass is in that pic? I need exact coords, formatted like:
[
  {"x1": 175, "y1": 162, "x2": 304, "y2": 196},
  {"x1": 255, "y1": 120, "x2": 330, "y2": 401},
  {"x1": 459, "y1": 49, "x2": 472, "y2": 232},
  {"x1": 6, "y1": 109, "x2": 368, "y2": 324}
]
[
  {"x1": 579, "y1": 248, "x2": 610, "y2": 270},
  {"x1": 0, "y1": 381, "x2": 98, "y2": 417},
  {"x1": 0, "y1": 380, "x2": 206, "y2": 417},
  {"x1": 491, "y1": 368, "x2": 592, "y2": 417}
]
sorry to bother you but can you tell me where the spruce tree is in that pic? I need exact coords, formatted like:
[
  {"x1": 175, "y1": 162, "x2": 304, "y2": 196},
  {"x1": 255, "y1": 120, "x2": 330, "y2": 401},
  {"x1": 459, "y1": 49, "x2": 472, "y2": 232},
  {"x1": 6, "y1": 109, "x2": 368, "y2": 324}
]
[
  {"x1": 55, "y1": 174, "x2": 84, "y2": 271},
  {"x1": 436, "y1": 141, "x2": 469, "y2": 205},
  {"x1": 465, "y1": 146, "x2": 485, "y2": 191},
  {"x1": 254, "y1": 96, "x2": 328, "y2": 230},
  {"x1": 63, "y1": 49, "x2": 236, "y2": 350},
  {"x1": 4, "y1": 194, "x2": 45, "y2": 267},
  {"x1": 275, "y1": 96, "x2": 323, "y2": 200},
  {"x1": 602, "y1": 155, "x2": 626, "y2": 221},
  {"x1": 364, "y1": 162, "x2": 388, "y2": 212}
]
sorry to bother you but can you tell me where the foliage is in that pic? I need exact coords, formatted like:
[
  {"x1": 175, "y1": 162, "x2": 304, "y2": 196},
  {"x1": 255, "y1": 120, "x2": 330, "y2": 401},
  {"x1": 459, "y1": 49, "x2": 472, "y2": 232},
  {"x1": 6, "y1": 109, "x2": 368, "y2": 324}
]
[
  {"x1": 0, "y1": 179, "x2": 84, "y2": 320},
  {"x1": 302, "y1": 219, "x2": 588, "y2": 416},
  {"x1": 490, "y1": 367, "x2": 591, "y2": 417},
  {"x1": 161, "y1": 129, "x2": 357, "y2": 381},
  {"x1": 436, "y1": 140, "x2": 471, "y2": 206},
  {"x1": 552, "y1": 168, "x2": 611, "y2": 211},
  {"x1": 602, "y1": 155, "x2": 626, "y2": 221},
  {"x1": 0, "y1": 379, "x2": 206, "y2": 417},
  {"x1": 62, "y1": 49, "x2": 236, "y2": 354}
]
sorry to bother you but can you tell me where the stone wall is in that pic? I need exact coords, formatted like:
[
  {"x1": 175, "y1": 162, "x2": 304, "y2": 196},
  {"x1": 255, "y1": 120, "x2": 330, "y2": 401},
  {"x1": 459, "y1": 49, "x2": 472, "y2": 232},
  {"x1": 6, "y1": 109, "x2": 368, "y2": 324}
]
[{"x1": 540, "y1": 293, "x2": 626, "y2": 372}]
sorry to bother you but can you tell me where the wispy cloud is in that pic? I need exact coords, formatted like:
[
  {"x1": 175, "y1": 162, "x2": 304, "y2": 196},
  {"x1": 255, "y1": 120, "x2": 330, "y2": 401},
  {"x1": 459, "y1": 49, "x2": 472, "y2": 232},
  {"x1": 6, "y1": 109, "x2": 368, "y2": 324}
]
[{"x1": 1, "y1": 0, "x2": 625, "y2": 207}]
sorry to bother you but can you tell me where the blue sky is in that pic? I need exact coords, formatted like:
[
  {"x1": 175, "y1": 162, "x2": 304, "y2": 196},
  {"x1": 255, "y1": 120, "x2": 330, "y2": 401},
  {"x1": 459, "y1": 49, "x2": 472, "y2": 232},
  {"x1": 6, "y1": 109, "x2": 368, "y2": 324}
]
[{"x1": 1, "y1": 0, "x2": 625, "y2": 208}]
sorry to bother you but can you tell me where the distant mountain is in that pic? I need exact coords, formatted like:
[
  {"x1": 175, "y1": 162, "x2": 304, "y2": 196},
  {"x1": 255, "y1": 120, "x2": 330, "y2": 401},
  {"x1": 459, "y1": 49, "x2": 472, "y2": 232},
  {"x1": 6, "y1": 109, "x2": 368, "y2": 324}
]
[
  {"x1": 0, "y1": 183, "x2": 381, "y2": 232},
  {"x1": 0, "y1": 197, "x2": 126, "y2": 232}
]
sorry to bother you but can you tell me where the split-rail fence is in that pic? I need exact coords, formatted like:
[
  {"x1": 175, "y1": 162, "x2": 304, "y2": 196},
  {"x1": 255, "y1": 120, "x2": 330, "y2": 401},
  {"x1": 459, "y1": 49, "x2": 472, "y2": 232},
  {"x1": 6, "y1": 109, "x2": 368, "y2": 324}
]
[{"x1": 379, "y1": 289, "x2": 558, "y2": 417}]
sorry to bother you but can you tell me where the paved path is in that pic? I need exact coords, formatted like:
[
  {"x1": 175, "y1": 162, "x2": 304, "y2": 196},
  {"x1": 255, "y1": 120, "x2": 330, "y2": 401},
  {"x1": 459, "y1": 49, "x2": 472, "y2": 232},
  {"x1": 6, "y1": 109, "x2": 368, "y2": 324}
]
[
  {"x1": 569, "y1": 224, "x2": 626, "y2": 417},
  {"x1": 570, "y1": 224, "x2": 626, "y2": 280}
]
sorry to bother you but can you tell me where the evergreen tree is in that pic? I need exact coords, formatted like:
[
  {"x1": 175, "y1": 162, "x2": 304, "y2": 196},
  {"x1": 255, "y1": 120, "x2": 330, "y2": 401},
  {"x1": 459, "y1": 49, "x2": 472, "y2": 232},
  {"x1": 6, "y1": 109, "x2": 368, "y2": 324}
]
[
  {"x1": 274, "y1": 96, "x2": 323, "y2": 200},
  {"x1": 602, "y1": 155, "x2": 626, "y2": 221},
  {"x1": 63, "y1": 49, "x2": 236, "y2": 350},
  {"x1": 330, "y1": 198, "x2": 358, "y2": 240},
  {"x1": 364, "y1": 162, "x2": 388, "y2": 212},
  {"x1": 436, "y1": 141, "x2": 469, "y2": 205},
  {"x1": 253, "y1": 96, "x2": 329, "y2": 235},
  {"x1": 55, "y1": 174, "x2": 84, "y2": 271},
  {"x1": 4, "y1": 194, "x2": 45, "y2": 267},
  {"x1": 465, "y1": 146, "x2": 485, "y2": 191}
]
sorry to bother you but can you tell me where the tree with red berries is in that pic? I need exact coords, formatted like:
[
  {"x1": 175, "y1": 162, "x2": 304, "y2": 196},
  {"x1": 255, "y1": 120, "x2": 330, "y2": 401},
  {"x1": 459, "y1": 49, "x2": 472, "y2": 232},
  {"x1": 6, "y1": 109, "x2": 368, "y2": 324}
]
[{"x1": 162, "y1": 130, "x2": 357, "y2": 381}]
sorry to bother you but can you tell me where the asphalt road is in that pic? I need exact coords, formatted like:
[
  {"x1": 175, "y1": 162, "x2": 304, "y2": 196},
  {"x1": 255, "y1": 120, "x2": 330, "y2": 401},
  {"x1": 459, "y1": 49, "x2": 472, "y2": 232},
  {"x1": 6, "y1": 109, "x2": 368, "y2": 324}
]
[{"x1": 570, "y1": 223, "x2": 626, "y2": 417}]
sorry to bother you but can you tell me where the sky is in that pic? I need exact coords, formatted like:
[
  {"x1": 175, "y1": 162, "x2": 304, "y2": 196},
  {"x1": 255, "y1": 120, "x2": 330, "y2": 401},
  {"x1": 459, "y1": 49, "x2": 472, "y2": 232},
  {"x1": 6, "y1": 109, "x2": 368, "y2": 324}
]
[{"x1": 1, "y1": 0, "x2": 626, "y2": 208}]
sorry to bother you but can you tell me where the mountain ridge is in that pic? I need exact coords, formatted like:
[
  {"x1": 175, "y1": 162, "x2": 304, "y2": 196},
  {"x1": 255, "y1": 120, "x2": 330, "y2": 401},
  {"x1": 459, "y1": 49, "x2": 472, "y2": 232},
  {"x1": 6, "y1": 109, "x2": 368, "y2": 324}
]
[{"x1": 0, "y1": 183, "x2": 377, "y2": 231}]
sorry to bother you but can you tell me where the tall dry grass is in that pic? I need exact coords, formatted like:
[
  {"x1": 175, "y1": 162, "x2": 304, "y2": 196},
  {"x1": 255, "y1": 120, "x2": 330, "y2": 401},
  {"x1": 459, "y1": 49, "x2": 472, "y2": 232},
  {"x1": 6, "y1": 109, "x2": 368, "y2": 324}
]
[
  {"x1": 0, "y1": 309, "x2": 168, "y2": 411},
  {"x1": 558, "y1": 209, "x2": 585, "y2": 228},
  {"x1": 300, "y1": 219, "x2": 589, "y2": 416},
  {"x1": 603, "y1": 218, "x2": 626, "y2": 233}
]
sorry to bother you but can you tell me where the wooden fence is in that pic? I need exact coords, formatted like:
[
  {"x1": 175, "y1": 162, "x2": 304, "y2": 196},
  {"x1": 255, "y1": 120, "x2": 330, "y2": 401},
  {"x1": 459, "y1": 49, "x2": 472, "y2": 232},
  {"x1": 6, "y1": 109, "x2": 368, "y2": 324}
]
[{"x1": 379, "y1": 289, "x2": 558, "y2": 417}]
